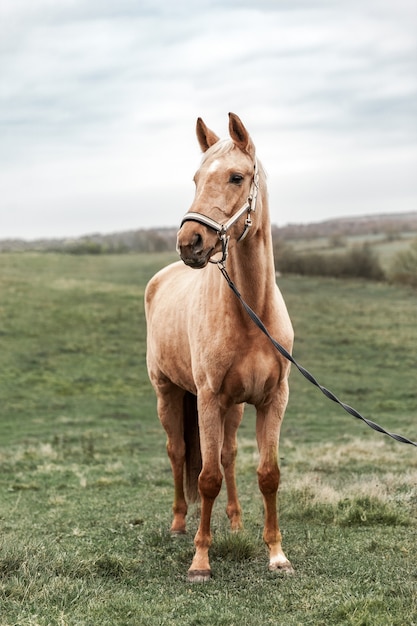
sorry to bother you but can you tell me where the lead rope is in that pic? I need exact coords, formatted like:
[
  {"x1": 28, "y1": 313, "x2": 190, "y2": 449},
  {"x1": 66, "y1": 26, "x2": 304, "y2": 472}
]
[{"x1": 218, "y1": 264, "x2": 417, "y2": 448}]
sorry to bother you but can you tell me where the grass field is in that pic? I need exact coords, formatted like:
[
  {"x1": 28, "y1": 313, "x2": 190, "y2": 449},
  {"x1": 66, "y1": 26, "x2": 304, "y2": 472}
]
[{"x1": 0, "y1": 252, "x2": 416, "y2": 626}]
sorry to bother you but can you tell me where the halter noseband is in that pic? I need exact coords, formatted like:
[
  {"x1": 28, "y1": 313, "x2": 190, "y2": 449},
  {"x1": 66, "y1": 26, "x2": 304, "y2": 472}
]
[{"x1": 180, "y1": 159, "x2": 259, "y2": 265}]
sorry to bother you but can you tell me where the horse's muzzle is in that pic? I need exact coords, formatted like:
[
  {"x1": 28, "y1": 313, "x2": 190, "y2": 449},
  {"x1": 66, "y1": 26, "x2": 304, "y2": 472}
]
[{"x1": 176, "y1": 227, "x2": 216, "y2": 269}]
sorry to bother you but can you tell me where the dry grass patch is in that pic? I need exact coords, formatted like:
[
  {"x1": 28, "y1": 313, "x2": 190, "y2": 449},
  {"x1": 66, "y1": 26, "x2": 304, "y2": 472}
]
[{"x1": 279, "y1": 438, "x2": 417, "y2": 528}]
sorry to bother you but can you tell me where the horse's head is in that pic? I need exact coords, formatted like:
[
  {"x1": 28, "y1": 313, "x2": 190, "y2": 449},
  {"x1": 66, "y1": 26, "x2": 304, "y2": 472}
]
[{"x1": 177, "y1": 113, "x2": 259, "y2": 269}]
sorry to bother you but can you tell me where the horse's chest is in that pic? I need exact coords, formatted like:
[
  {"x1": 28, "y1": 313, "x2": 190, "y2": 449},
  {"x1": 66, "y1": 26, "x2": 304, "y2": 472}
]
[{"x1": 219, "y1": 347, "x2": 280, "y2": 405}]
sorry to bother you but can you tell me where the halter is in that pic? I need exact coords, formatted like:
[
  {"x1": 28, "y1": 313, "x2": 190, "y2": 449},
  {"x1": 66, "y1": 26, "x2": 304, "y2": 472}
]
[{"x1": 180, "y1": 159, "x2": 259, "y2": 265}]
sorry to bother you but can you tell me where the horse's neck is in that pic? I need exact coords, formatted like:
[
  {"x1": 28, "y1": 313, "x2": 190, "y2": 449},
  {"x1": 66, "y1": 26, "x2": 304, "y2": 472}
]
[{"x1": 222, "y1": 223, "x2": 276, "y2": 318}]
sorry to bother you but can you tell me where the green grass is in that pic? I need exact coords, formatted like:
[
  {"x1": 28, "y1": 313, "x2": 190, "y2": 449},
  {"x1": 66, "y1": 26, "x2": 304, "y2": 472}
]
[{"x1": 0, "y1": 253, "x2": 416, "y2": 625}]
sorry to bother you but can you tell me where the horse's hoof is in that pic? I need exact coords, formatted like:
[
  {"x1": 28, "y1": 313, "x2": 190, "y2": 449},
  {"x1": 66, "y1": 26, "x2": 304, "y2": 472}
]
[
  {"x1": 170, "y1": 529, "x2": 186, "y2": 537},
  {"x1": 268, "y1": 560, "x2": 295, "y2": 575},
  {"x1": 187, "y1": 568, "x2": 211, "y2": 583}
]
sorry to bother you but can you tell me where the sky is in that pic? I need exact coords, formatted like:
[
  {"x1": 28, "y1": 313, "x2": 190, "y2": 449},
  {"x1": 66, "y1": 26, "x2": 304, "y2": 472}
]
[{"x1": 1, "y1": 0, "x2": 416, "y2": 240}]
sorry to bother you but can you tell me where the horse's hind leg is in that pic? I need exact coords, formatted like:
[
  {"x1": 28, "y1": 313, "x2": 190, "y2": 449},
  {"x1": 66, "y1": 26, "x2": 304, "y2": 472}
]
[
  {"x1": 222, "y1": 404, "x2": 244, "y2": 531},
  {"x1": 156, "y1": 382, "x2": 188, "y2": 534}
]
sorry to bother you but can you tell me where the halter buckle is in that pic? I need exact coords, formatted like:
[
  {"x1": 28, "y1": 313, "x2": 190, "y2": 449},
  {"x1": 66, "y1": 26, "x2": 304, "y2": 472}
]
[{"x1": 209, "y1": 232, "x2": 229, "y2": 265}]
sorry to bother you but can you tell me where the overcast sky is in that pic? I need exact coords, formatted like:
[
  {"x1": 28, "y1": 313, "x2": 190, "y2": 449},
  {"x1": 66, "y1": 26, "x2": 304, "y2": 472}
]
[{"x1": 1, "y1": 0, "x2": 416, "y2": 239}]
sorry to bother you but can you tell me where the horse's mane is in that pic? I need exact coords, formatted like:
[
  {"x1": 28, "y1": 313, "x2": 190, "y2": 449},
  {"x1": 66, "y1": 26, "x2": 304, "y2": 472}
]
[
  {"x1": 200, "y1": 139, "x2": 234, "y2": 163},
  {"x1": 201, "y1": 139, "x2": 267, "y2": 181}
]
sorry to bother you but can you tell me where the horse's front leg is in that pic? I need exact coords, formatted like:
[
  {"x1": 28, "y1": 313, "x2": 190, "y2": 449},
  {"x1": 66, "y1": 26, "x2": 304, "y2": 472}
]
[
  {"x1": 256, "y1": 379, "x2": 294, "y2": 574},
  {"x1": 188, "y1": 392, "x2": 224, "y2": 582},
  {"x1": 222, "y1": 404, "x2": 244, "y2": 531}
]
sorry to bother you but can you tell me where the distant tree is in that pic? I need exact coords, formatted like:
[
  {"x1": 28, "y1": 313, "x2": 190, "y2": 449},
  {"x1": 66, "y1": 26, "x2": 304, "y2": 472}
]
[
  {"x1": 65, "y1": 240, "x2": 104, "y2": 254},
  {"x1": 148, "y1": 233, "x2": 169, "y2": 252},
  {"x1": 389, "y1": 239, "x2": 417, "y2": 287},
  {"x1": 384, "y1": 227, "x2": 402, "y2": 242},
  {"x1": 274, "y1": 243, "x2": 385, "y2": 281},
  {"x1": 329, "y1": 234, "x2": 346, "y2": 248}
]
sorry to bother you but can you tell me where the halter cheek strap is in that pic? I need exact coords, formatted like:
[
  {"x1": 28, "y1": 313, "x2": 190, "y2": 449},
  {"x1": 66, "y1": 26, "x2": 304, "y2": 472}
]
[{"x1": 180, "y1": 159, "x2": 259, "y2": 265}]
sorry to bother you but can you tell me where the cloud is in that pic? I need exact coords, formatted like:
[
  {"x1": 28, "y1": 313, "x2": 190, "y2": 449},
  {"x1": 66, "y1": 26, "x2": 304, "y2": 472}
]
[{"x1": 0, "y1": 0, "x2": 416, "y2": 237}]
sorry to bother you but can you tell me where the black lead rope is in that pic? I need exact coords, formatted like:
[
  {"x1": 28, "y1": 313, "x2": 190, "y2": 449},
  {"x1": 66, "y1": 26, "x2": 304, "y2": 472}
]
[{"x1": 219, "y1": 265, "x2": 417, "y2": 448}]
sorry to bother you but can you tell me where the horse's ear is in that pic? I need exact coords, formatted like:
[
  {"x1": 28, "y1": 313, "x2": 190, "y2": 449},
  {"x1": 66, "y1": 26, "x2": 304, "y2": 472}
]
[
  {"x1": 196, "y1": 118, "x2": 220, "y2": 152},
  {"x1": 228, "y1": 112, "x2": 255, "y2": 158}
]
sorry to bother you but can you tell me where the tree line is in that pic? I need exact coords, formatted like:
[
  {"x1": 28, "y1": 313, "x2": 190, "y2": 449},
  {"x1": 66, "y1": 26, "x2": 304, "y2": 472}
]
[{"x1": 1, "y1": 215, "x2": 416, "y2": 286}]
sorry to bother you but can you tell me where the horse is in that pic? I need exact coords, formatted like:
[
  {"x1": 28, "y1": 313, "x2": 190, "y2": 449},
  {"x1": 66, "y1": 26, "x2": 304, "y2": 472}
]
[{"x1": 145, "y1": 113, "x2": 294, "y2": 582}]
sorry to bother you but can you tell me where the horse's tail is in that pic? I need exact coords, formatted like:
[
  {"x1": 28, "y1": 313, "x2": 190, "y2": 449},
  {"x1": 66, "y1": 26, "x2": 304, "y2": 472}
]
[{"x1": 183, "y1": 391, "x2": 202, "y2": 503}]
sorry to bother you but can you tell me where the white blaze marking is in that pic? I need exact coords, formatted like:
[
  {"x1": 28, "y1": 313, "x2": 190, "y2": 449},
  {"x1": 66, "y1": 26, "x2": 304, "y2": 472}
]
[{"x1": 207, "y1": 159, "x2": 221, "y2": 173}]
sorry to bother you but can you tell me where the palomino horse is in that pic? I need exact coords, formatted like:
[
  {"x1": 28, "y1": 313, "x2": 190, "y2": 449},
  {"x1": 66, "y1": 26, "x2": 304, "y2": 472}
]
[{"x1": 145, "y1": 113, "x2": 294, "y2": 581}]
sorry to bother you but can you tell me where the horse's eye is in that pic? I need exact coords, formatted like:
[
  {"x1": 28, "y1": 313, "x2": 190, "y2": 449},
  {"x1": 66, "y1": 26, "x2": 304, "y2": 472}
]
[{"x1": 229, "y1": 173, "x2": 244, "y2": 185}]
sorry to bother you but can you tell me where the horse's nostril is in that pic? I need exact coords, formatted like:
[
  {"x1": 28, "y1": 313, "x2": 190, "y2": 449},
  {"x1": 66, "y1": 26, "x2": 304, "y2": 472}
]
[{"x1": 192, "y1": 233, "x2": 203, "y2": 252}]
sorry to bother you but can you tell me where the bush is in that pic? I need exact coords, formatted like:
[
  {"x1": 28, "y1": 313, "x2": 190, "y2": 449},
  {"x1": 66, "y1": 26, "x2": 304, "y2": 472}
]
[
  {"x1": 274, "y1": 242, "x2": 385, "y2": 281},
  {"x1": 389, "y1": 239, "x2": 417, "y2": 287},
  {"x1": 329, "y1": 234, "x2": 347, "y2": 248},
  {"x1": 64, "y1": 240, "x2": 106, "y2": 255}
]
